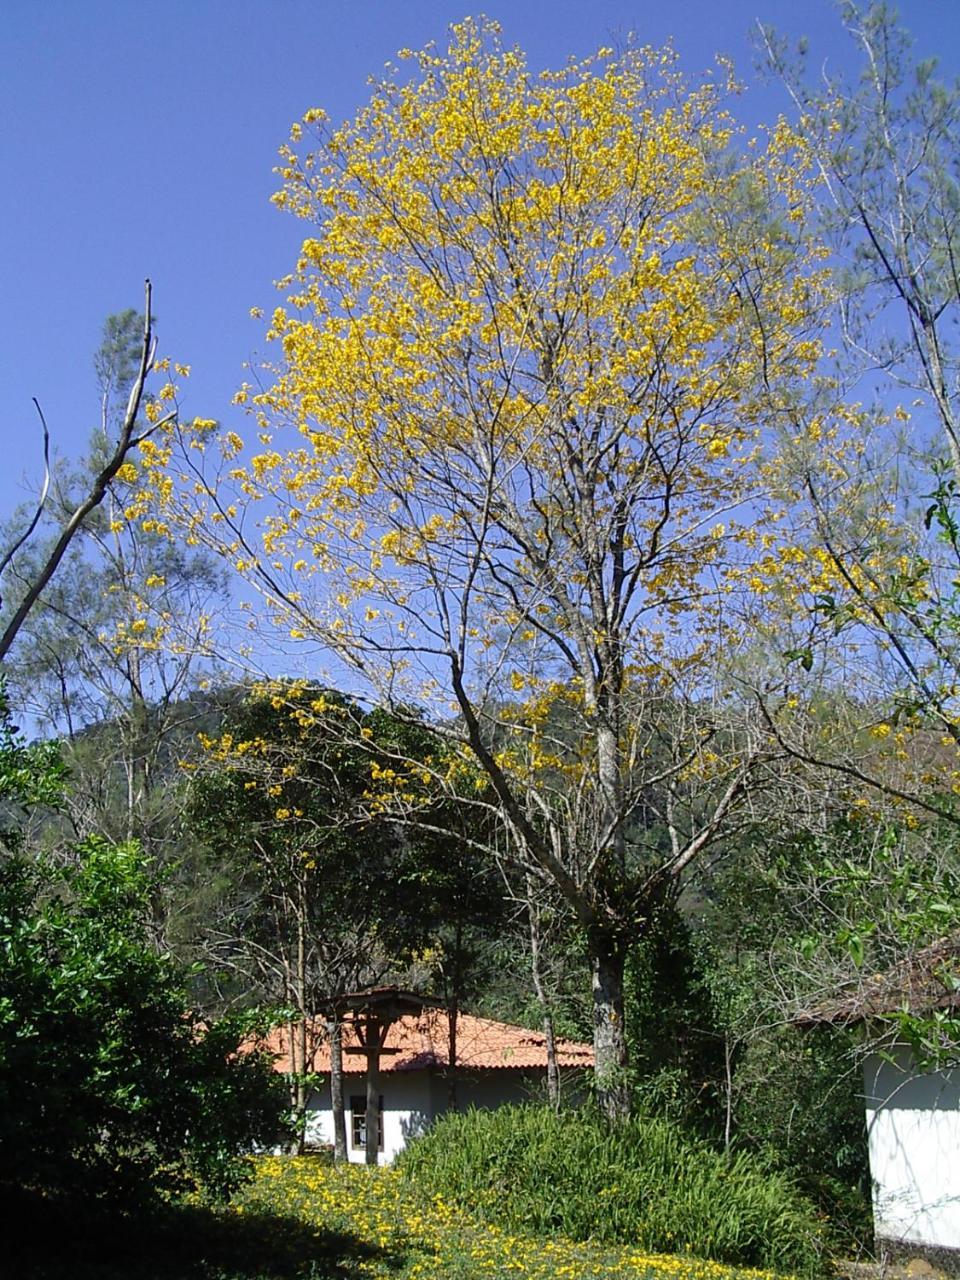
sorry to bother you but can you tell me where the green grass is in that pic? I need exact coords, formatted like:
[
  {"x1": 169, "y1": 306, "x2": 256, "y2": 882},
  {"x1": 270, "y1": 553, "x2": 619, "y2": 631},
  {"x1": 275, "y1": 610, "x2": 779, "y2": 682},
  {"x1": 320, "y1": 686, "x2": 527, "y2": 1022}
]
[
  {"x1": 7, "y1": 1156, "x2": 817, "y2": 1280},
  {"x1": 398, "y1": 1105, "x2": 827, "y2": 1278}
]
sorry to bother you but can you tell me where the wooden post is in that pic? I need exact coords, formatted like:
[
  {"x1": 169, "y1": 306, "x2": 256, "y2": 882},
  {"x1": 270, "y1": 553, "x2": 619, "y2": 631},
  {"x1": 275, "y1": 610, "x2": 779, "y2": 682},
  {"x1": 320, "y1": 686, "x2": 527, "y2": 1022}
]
[{"x1": 330, "y1": 988, "x2": 437, "y2": 1167}]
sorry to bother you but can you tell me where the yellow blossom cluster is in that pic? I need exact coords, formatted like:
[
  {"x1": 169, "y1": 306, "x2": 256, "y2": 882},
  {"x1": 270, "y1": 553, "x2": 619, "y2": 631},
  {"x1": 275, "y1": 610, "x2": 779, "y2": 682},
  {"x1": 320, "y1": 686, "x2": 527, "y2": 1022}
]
[{"x1": 128, "y1": 19, "x2": 833, "y2": 703}]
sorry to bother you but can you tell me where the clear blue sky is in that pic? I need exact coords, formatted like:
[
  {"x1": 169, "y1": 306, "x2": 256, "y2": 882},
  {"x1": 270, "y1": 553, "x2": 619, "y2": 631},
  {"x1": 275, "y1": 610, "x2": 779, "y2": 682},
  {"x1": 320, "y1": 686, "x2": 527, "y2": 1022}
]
[{"x1": 2, "y1": 0, "x2": 959, "y2": 523}]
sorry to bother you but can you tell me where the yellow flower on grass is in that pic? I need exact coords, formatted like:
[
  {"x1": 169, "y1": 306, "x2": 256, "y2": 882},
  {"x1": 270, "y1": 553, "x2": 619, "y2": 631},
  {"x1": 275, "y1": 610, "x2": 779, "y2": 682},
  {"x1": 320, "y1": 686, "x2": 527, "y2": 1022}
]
[{"x1": 231, "y1": 1158, "x2": 797, "y2": 1280}]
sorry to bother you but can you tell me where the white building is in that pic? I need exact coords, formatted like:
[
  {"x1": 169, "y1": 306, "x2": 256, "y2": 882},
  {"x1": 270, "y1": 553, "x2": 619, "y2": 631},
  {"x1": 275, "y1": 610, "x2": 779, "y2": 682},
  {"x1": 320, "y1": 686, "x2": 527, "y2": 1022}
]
[
  {"x1": 264, "y1": 1001, "x2": 594, "y2": 1165},
  {"x1": 863, "y1": 1042, "x2": 960, "y2": 1261},
  {"x1": 798, "y1": 935, "x2": 960, "y2": 1272}
]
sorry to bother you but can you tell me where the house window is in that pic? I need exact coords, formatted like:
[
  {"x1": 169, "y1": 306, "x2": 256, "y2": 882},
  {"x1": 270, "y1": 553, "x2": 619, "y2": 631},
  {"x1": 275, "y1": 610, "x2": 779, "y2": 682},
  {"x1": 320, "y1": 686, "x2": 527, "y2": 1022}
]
[{"x1": 350, "y1": 1095, "x2": 384, "y2": 1151}]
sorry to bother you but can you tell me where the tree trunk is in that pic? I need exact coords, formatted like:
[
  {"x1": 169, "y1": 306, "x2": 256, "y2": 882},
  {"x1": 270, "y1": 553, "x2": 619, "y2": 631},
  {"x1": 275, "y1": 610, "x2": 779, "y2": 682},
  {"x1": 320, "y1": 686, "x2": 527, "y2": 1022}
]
[
  {"x1": 328, "y1": 1015, "x2": 348, "y2": 1163},
  {"x1": 294, "y1": 885, "x2": 308, "y2": 1155},
  {"x1": 284, "y1": 1016, "x2": 301, "y2": 1155},
  {"x1": 294, "y1": 1016, "x2": 308, "y2": 1155},
  {"x1": 591, "y1": 935, "x2": 630, "y2": 1120},
  {"x1": 527, "y1": 876, "x2": 560, "y2": 1109},
  {"x1": 542, "y1": 1004, "x2": 560, "y2": 1111},
  {"x1": 447, "y1": 996, "x2": 458, "y2": 1111},
  {"x1": 590, "y1": 693, "x2": 630, "y2": 1121},
  {"x1": 447, "y1": 918, "x2": 462, "y2": 1111},
  {"x1": 723, "y1": 1031, "x2": 735, "y2": 1153},
  {"x1": 365, "y1": 1018, "x2": 382, "y2": 1167},
  {"x1": 281, "y1": 955, "x2": 299, "y2": 1154}
]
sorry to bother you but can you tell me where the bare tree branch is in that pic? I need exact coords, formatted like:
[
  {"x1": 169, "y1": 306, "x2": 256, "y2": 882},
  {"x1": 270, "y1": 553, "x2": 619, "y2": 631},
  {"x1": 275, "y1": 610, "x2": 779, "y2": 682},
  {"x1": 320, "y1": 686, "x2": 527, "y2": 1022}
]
[
  {"x1": 0, "y1": 280, "x2": 173, "y2": 663},
  {"x1": 0, "y1": 398, "x2": 52, "y2": 588}
]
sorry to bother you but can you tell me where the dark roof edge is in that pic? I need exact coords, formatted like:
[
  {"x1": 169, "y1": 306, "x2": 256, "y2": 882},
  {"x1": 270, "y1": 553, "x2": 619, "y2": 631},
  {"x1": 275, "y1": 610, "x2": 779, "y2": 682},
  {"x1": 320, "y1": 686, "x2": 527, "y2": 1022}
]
[{"x1": 793, "y1": 934, "x2": 960, "y2": 1027}]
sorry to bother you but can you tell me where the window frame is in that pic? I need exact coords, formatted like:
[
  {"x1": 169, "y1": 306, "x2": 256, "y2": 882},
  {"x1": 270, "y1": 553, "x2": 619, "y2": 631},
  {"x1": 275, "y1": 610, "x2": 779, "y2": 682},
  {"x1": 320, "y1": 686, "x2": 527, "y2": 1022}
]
[{"x1": 349, "y1": 1094, "x2": 384, "y2": 1152}]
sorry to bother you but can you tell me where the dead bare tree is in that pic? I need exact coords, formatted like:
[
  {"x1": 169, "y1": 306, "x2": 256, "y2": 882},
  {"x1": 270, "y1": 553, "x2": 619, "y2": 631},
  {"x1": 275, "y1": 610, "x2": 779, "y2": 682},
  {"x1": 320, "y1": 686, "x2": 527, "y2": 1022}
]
[{"x1": 0, "y1": 279, "x2": 175, "y2": 663}]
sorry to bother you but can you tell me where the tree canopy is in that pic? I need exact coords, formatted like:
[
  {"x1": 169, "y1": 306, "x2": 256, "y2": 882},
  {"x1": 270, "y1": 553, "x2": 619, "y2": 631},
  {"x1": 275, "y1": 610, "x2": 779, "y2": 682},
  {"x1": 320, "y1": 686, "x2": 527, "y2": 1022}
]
[{"x1": 135, "y1": 19, "x2": 842, "y2": 1117}]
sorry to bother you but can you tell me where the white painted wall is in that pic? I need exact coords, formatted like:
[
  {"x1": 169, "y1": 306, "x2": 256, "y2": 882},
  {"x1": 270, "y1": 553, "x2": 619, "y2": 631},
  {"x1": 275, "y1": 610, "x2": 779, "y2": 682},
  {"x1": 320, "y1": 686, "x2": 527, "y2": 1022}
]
[
  {"x1": 863, "y1": 1045, "x2": 960, "y2": 1250},
  {"x1": 436, "y1": 1071, "x2": 547, "y2": 1113},
  {"x1": 305, "y1": 1072, "x2": 434, "y2": 1164},
  {"x1": 305, "y1": 1070, "x2": 549, "y2": 1164}
]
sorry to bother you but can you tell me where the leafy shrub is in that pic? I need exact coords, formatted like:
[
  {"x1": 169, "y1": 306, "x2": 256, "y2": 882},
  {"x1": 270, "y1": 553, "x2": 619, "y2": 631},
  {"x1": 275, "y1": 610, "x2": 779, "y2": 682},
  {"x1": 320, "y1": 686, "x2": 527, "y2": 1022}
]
[
  {"x1": 399, "y1": 1105, "x2": 826, "y2": 1276},
  {"x1": 0, "y1": 844, "x2": 289, "y2": 1203},
  {"x1": 0, "y1": 697, "x2": 288, "y2": 1204}
]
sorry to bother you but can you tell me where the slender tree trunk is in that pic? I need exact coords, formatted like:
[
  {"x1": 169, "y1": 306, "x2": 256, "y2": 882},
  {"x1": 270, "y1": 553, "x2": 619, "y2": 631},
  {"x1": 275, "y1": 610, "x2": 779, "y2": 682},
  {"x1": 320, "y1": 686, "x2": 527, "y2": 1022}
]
[
  {"x1": 328, "y1": 1014, "x2": 348, "y2": 1163},
  {"x1": 285, "y1": 1016, "x2": 300, "y2": 1154},
  {"x1": 447, "y1": 919, "x2": 461, "y2": 1111},
  {"x1": 527, "y1": 875, "x2": 559, "y2": 1109},
  {"x1": 542, "y1": 1001, "x2": 560, "y2": 1111},
  {"x1": 723, "y1": 1031, "x2": 735, "y2": 1153},
  {"x1": 281, "y1": 953, "x2": 300, "y2": 1155},
  {"x1": 591, "y1": 933, "x2": 630, "y2": 1121},
  {"x1": 447, "y1": 997, "x2": 459, "y2": 1111},
  {"x1": 365, "y1": 1018, "x2": 382, "y2": 1167},
  {"x1": 294, "y1": 882, "x2": 308, "y2": 1155}
]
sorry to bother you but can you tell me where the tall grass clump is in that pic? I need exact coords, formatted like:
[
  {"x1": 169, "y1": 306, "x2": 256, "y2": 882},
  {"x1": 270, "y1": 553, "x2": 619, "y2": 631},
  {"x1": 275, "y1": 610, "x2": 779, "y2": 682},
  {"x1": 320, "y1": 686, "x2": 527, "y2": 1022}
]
[{"x1": 399, "y1": 1105, "x2": 826, "y2": 1277}]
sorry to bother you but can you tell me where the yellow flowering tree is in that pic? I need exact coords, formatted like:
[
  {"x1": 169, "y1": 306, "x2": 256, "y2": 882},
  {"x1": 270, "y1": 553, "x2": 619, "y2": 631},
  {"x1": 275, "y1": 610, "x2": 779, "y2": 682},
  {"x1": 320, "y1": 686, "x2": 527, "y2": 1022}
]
[{"x1": 146, "y1": 21, "x2": 831, "y2": 1116}]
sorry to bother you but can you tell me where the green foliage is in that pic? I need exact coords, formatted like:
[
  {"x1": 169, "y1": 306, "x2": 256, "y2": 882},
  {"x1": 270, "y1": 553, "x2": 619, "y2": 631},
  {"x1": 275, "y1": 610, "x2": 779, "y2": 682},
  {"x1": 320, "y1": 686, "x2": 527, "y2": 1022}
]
[
  {"x1": 94, "y1": 308, "x2": 146, "y2": 428},
  {"x1": 617, "y1": 888, "x2": 871, "y2": 1249},
  {"x1": 6, "y1": 1181, "x2": 382, "y2": 1280},
  {"x1": 0, "y1": 691, "x2": 287, "y2": 1204},
  {"x1": 729, "y1": 1027, "x2": 871, "y2": 1250},
  {"x1": 676, "y1": 838, "x2": 873, "y2": 1237},
  {"x1": 188, "y1": 684, "x2": 504, "y2": 998},
  {"x1": 187, "y1": 686, "x2": 407, "y2": 1006},
  {"x1": 399, "y1": 1105, "x2": 827, "y2": 1276},
  {"x1": 11, "y1": 1155, "x2": 804, "y2": 1280},
  {"x1": 799, "y1": 820, "x2": 960, "y2": 953},
  {"x1": 786, "y1": 818, "x2": 960, "y2": 1068},
  {"x1": 0, "y1": 686, "x2": 66, "y2": 849},
  {"x1": 0, "y1": 842, "x2": 287, "y2": 1202},
  {"x1": 626, "y1": 906, "x2": 726, "y2": 1132}
]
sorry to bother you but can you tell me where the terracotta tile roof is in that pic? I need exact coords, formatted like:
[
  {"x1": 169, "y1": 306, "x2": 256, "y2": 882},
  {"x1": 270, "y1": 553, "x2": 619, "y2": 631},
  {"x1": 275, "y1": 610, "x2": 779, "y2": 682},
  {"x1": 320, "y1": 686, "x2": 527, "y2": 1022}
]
[
  {"x1": 794, "y1": 933, "x2": 960, "y2": 1026},
  {"x1": 261, "y1": 1008, "x2": 594, "y2": 1075}
]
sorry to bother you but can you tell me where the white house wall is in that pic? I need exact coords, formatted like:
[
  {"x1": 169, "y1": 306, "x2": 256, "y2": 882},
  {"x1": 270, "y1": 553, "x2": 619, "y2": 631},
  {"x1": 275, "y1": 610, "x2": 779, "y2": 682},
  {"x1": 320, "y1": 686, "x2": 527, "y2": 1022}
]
[
  {"x1": 864, "y1": 1046, "x2": 960, "y2": 1251},
  {"x1": 432, "y1": 1071, "x2": 547, "y2": 1114},
  {"x1": 305, "y1": 1069, "x2": 553, "y2": 1165},
  {"x1": 306, "y1": 1072, "x2": 434, "y2": 1165}
]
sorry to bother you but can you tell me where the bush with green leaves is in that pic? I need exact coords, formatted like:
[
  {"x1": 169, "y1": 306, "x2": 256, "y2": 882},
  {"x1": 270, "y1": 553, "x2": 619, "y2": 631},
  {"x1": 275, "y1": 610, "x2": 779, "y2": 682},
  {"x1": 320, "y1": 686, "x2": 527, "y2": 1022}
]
[
  {"x1": 0, "y1": 688, "x2": 288, "y2": 1203},
  {"x1": 399, "y1": 1104, "x2": 826, "y2": 1276}
]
